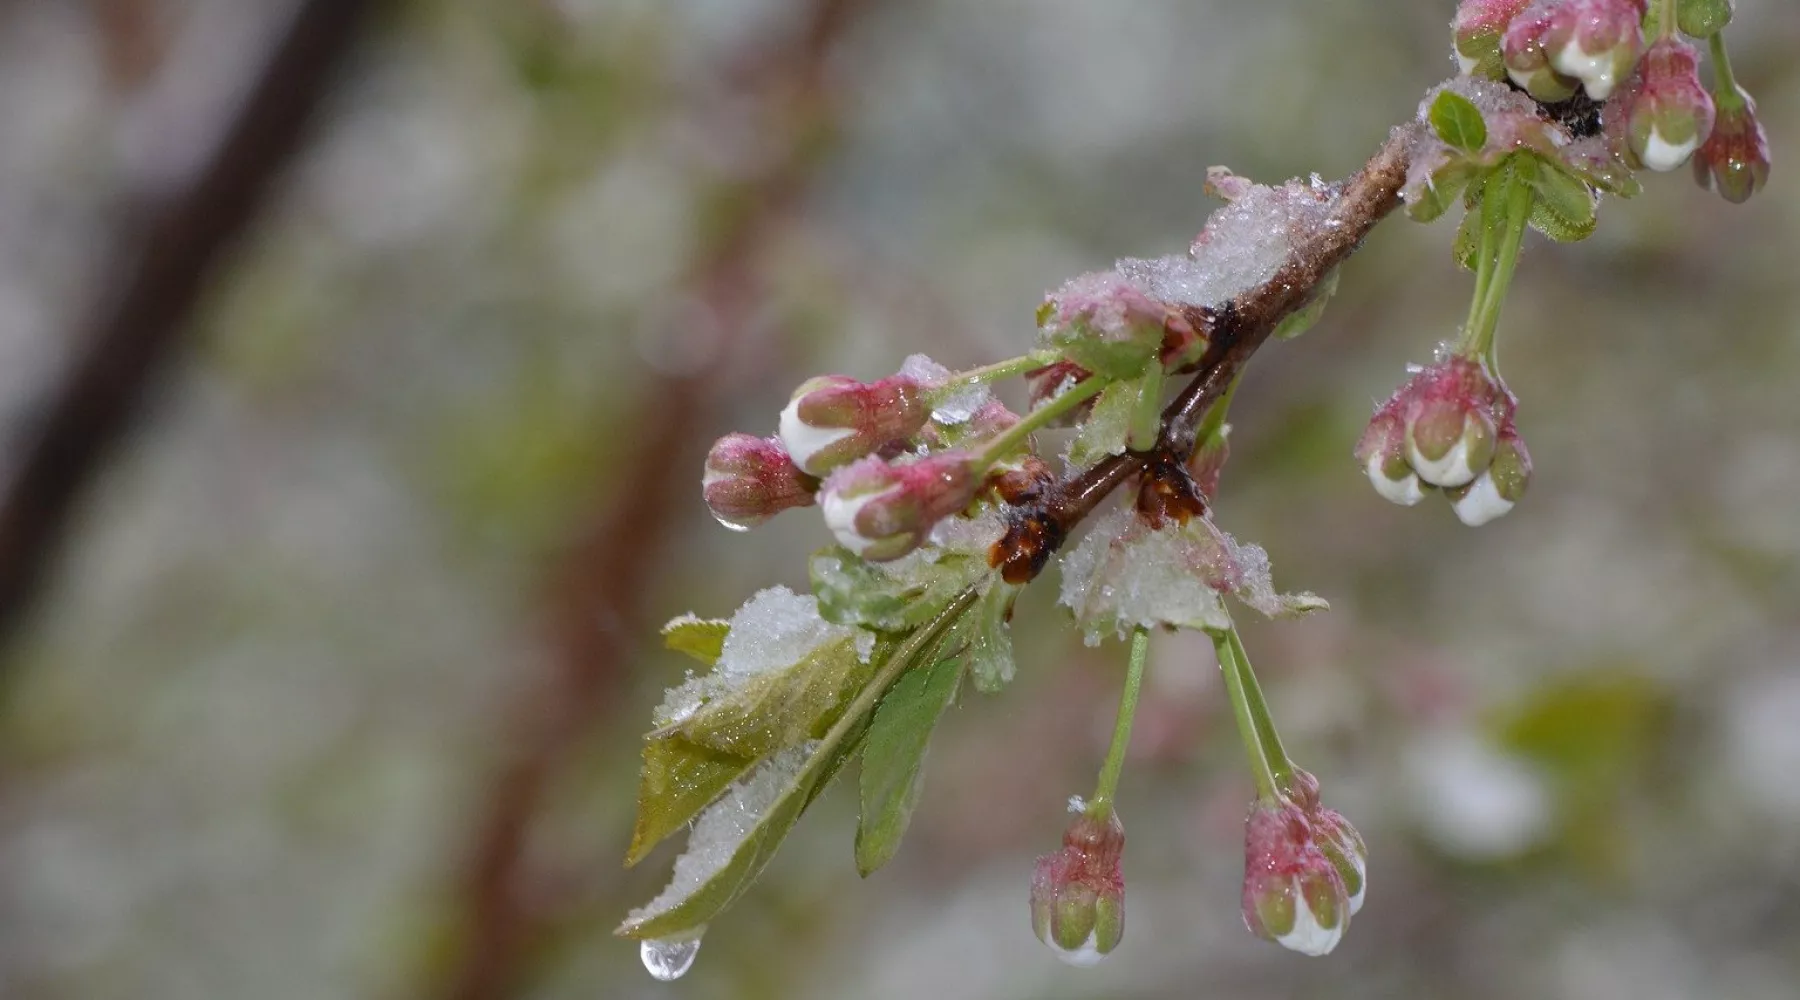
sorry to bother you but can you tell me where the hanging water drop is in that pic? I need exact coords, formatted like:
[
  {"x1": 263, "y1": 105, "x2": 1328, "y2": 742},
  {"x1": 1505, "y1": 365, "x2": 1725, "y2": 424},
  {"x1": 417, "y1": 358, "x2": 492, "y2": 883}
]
[
  {"x1": 640, "y1": 931, "x2": 704, "y2": 981},
  {"x1": 710, "y1": 513, "x2": 755, "y2": 533}
]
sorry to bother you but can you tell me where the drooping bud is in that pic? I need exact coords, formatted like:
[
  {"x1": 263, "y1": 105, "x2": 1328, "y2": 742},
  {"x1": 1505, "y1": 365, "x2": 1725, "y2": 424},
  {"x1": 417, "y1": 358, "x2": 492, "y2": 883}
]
[
  {"x1": 1406, "y1": 387, "x2": 1498, "y2": 490},
  {"x1": 1692, "y1": 86, "x2": 1772, "y2": 204},
  {"x1": 1542, "y1": 0, "x2": 1644, "y2": 101},
  {"x1": 1620, "y1": 38, "x2": 1715, "y2": 172},
  {"x1": 702, "y1": 433, "x2": 817, "y2": 530},
  {"x1": 1030, "y1": 808, "x2": 1126, "y2": 966},
  {"x1": 819, "y1": 452, "x2": 980, "y2": 561},
  {"x1": 1447, "y1": 428, "x2": 1531, "y2": 526},
  {"x1": 1502, "y1": 5, "x2": 1581, "y2": 103},
  {"x1": 1310, "y1": 808, "x2": 1369, "y2": 917},
  {"x1": 1241, "y1": 801, "x2": 1349, "y2": 957},
  {"x1": 778, "y1": 373, "x2": 929, "y2": 476},
  {"x1": 1453, "y1": 0, "x2": 1533, "y2": 80},
  {"x1": 1355, "y1": 410, "x2": 1427, "y2": 507},
  {"x1": 1676, "y1": 0, "x2": 1733, "y2": 39}
]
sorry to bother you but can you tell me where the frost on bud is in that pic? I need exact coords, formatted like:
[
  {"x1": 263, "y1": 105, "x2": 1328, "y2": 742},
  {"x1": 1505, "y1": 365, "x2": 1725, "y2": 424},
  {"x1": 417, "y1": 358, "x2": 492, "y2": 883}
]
[
  {"x1": 702, "y1": 433, "x2": 817, "y2": 530},
  {"x1": 1453, "y1": 0, "x2": 1533, "y2": 79},
  {"x1": 778, "y1": 373, "x2": 929, "y2": 476},
  {"x1": 1030, "y1": 808, "x2": 1126, "y2": 967},
  {"x1": 1692, "y1": 86, "x2": 1772, "y2": 204},
  {"x1": 1542, "y1": 0, "x2": 1644, "y2": 101},
  {"x1": 819, "y1": 452, "x2": 979, "y2": 562},
  {"x1": 1039, "y1": 271, "x2": 1198, "y2": 380},
  {"x1": 1620, "y1": 38, "x2": 1715, "y2": 172},
  {"x1": 1241, "y1": 801, "x2": 1349, "y2": 957},
  {"x1": 1502, "y1": 6, "x2": 1580, "y2": 103},
  {"x1": 1447, "y1": 428, "x2": 1532, "y2": 526}
]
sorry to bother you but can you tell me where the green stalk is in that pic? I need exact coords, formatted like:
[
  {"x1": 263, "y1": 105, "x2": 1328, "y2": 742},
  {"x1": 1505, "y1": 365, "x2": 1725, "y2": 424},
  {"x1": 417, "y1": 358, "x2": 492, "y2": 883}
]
[
  {"x1": 1460, "y1": 174, "x2": 1500, "y2": 352},
  {"x1": 1459, "y1": 160, "x2": 1533, "y2": 369},
  {"x1": 1213, "y1": 625, "x2": 1280, "y2": 802},
  {"x1": 974, "y1": 374, "x2": 1106, "y2": 472},
  {"x1": 1090, "y1": 627, "x2": 1151, "y2": 813},
  {"x1": 926, "y1": 352, "x2": 1057, "y2": 406},
  {"x1": 1194, "y1": 370, "x2": 1243, "y2": 448},
  {"x1": 1708, "y1": 33, "x2": 1745, "y2": 109},
  {"x1": 1225, "y1": 625, "x2": 1294, "y2": 788}
]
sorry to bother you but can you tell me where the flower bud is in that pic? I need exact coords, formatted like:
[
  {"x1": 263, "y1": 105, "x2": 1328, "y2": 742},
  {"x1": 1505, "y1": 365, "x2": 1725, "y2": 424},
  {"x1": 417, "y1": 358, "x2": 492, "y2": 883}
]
[
  {"x1": 1542, "y1": 0, "x2": 1644, "y2": 101},
  {"x1": 1030, "y1": 809, "x2": 1126, "y2": 966},
  {"x1": 1502, "y1": 6, "x2": 1581, "y2": 103},
  {"x1": 1406, "y1": 391, "x2": 1497, "y2": 490},
  {"x1": 1447, "y1": 428, "x2": 1531, "y2": 526},
  {"x1": 819, "y1": 452, "x2": 979, "y2": 562},
  {"x1": 1623, "y1": 38, "x2": 1715, "y2": 172},
  {"x1": 1039, "y1": 271, "x2": 1188, "y2": 380},
  {"x1": 701, "y1": 433, "x2": 816, "y2": 530},
  {"x1": 1310, "y1": 808, "x2": 1369, "y2": 916},
  {"x1": 1453, "y1": 0, "x2": 1533, "y2": 79},
  {"x1": 1241, "y1": 801, "x2": 1349, "y2": 957},
  {"x1": 1354, "y1": 411, "x2": 1427, "y2": 507},
  {"x1": 778, "y1": 373, "x2": 929, "y2": 476},
  {"x1": 1692, "y1": 86, "x2": 1772, "y2": 204},
  {"x1": 1676, "y1": 0, "x2": 1733, "y2": 39}
]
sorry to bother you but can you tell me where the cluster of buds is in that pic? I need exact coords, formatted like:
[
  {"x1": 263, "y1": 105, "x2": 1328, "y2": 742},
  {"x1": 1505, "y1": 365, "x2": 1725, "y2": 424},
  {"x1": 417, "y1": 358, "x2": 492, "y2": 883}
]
[
  {"x1": 1030, "y1": 806, "x2": 1127, "y2": 966},
  {"x1": 1241, "y1": 770, "x2": 1368, "y2": 956},
  {"x1": 1451, "y1": 0, "x2": 1770, "y2": 198},
  {"x1": 1355, "y1": 355, "x2": 1531, "y2": 527},
  {"x1": 819, "y1": 452, "x2": 981, "y2": 561}
]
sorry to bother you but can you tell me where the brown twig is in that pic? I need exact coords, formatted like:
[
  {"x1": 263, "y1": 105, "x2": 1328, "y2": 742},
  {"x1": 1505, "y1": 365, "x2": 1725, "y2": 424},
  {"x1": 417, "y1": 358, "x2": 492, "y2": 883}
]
[
  {"x1": 995, "y1": 127, "x2": 1418, "y2": 583},
  {"x1": 0, "y1": 0, "x2": 382, "y2": 661},
  {"x1": 429, "y1": 3, "x2": 869, "y2": 998}
]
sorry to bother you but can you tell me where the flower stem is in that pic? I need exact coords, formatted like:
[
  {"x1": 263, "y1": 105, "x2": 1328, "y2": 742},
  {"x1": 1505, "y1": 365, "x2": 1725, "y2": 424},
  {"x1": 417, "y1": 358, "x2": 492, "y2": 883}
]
[
  {"x1": 974, "y1": 375, "x2": 1106, "y2": 471},
  {"x1": 1214, "y1": 624, "x2": 1280, "y2": 802},
  {"x1": 1708, "y1": 33, "x2": 1745, "y2": 109},
  {"x1": 1657, "y1": 0, "x2": 1679, "y2": 41},
  {"x1": 928, "y1": 352, "x2": 1057, "y2": 405},
  {"x1": 1459, "y1": 159, "x2": 1533, "y2": 369},
  {"x1": 1225, "y1": 624, "x2": 1293, "y2": 788},
  {"x1": 1090, "y1": 626, "x2": 1150, "y2": 813}
]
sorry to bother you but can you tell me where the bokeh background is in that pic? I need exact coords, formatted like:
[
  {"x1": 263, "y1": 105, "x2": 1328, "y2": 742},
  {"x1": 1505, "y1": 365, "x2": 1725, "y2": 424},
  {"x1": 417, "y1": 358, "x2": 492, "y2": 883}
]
[{"x1": 0, "y1": 1, "x2": 1796, "y2": 998}]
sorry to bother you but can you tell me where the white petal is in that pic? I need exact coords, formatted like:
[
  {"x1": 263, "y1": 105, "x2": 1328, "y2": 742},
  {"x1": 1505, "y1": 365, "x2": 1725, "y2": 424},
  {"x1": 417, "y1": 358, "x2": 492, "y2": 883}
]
[
  {"x1": 1275, "y1": 880, "x2": 1345, "y2": 957},
  {"x1": 1641, "y1": 128, "x2": 1700, "y2": 173},
  {"x1": 1408, "y1": 433, "x2": 1479, "y2": 489},
  {"x1": 1553, "y1": 39, "x2": 1617, "y2": 100},
  {"x1": 1366, "y1": 452, "x2": 1426, "y2": 506},
  {"x1": 1048, "y1": 928, "x2": 1109, "y2": 968},
  {"x1": 821, "y1": 487, "x2": 881, "y2": 555},
  {"x1": 1455, "y1": 51, "x2": 1481, "y2": 76},
  {"x1": 1451, "y1": 472, "x2": 1514, "y2": 526},
  {"x1": 778, "y1": 397, "x2": 856, "y2": 475}
]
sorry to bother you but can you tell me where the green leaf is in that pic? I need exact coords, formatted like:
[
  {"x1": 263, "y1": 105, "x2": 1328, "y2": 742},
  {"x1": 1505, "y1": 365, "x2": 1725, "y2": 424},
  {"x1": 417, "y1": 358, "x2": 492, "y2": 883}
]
[
  {"x1": 1452, "y1": 206, "x2": 1481, "y2": 271},
  {"x1": 855, "y1": 654, "x2": 964, "y2": 875},
  {"x1": 812, "y1": 547, "x2": 967, "y2": 632},
  {"x1": 1525, "y1": 162, "x2": 1598, "y2": 243},
  {"x1": 663, "y1": 636, "x2": 880, "y2": 758},
  {"x1": 964, "y1": 579, "x2": 1018, "y2": 693},
  {"x1": 626, "y1": 736, "x2": 759, "y2": 866},
  {"x1": 662, "y1": 616, "x2": 730, "y2": 665},
  {"x1": 1274, "y1": 267, "x2": 1338, "y2": 340},
  {"x1": 1068, "y1": 376, "x2": 1145, "y2": 468},
  {"x1": 1405, "y1": 157, "x2": 1481, "y2": 224},
  {"x1": 1429, "y1": 90, "x2": 1489, "y2": 153},
  {"x1": 618, "y1": 591, "x2": 978, "y2": 941}
]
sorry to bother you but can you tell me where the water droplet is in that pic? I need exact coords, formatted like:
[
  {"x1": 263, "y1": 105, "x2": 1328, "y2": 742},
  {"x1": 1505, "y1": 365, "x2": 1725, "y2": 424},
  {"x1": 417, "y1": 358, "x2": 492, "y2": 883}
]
[
  {"x1": 640, "y1": 932, "x2": 704, "y2": 981},
  {"x1": 711, "y1": 513, "x2": 754, "y2": 533}
]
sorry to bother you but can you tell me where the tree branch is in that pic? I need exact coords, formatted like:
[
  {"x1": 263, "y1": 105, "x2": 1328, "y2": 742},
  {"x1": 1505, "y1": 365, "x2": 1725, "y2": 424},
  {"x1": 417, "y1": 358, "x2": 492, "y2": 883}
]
[
  {"x1": 0, "y1": 0, "x2": 381, "y2": 658},
  {"x1": 995, "y1": 126, "x2": 1418, "y2": 583}
]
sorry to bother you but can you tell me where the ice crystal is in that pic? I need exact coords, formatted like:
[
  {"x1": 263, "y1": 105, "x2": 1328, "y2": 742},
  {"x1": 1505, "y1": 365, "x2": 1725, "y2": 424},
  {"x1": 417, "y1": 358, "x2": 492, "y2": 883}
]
[{"x1": 900, "y1": 353, "x2": 992, "y2": 425}]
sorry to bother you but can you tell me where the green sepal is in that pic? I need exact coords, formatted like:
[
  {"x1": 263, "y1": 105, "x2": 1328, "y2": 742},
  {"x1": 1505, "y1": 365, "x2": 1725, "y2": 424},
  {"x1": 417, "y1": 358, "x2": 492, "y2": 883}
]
[{"x1": 1525, "y1": 160, "x2": 1599, "y2": 242}]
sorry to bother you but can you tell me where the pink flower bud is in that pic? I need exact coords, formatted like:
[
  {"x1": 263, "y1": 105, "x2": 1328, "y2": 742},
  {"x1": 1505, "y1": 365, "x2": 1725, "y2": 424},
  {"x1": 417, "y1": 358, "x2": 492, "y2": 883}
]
[
  {"x1": 1692, "y1": 86, "x2": 1772, "y2": 204},
  {"x1": 1542, "y1": 0, "x2": 1644, "y2": 101},
  {"x1": 701, "y1": 433, "x2": 817, "y2": 530},
  {"x1": 819, "y1": 452, "x2": 980, "y2": 562},
  {"x1": 1310, "y1": 808, "x2": 1369, "y2": 916},
  {"x1": 1040, "y1": 271, "x2": 1194, "y2": 380},
  {"x1": 1358, "y1": 356, "x2": 1529, "y2": 524},
  {"x1": 1502, "y1": 4, "x2": 1581, "y2": 103},
  {"x1": 778, "y1": 373, "x2": 929, "y2": 476},
  {"x1": 1030, "y1": 809, "x2": 1126, "y2": 966},
  {"x1": 1621, "y1": 38, "x2": 1714, "y2": 172},
  {"x1": 1454, "y1": 0, "x2": 1533, "y2": 79},
  {"x1": 1242, "y1": 801, "x2": 1349, "y2": 956}
]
